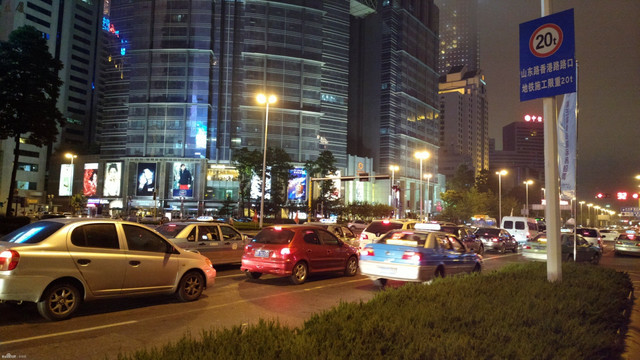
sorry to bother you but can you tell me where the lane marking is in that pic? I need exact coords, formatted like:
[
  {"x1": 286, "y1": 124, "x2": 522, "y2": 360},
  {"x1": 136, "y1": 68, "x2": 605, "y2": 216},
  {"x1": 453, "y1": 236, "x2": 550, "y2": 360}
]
[
  {"x1": 0, "y1": 278, "x2": 369, "y2": 346},
  {"x1": 1, "y1": 321, "x2": 138, "y2": 346}
]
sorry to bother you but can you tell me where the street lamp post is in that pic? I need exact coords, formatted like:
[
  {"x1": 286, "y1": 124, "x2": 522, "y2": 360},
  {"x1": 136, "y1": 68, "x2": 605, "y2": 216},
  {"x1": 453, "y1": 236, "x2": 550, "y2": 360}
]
[
  {"x1": 389, "y1": 165, "x2": 399, "y2": 217},
  {"x1": 578, "y1": 201, "x2": 585, "y2": 226},
  {"x1": 587, "y1": 203, "x2": 593, "y2": 226},
  {"x1": 424, "y1": 173, "x2": 432, "y2": 221},
  {"x1": 414, "y1": 151, "x2": 430, "y2": 221},
  {"x1": 256, "y1": 93, "x2": 277, "y2": 228},
  {"x1": 496, "y1": 170, "x2": 508, "y2": 225},
  {"x1": 523, "y1": 180, "x2": 533, "y2": 216}
]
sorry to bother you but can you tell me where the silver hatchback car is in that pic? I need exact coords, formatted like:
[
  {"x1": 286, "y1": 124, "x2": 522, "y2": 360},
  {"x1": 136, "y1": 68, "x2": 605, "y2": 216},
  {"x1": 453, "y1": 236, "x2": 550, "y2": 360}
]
[{"x1": 0, "y1": 218, "x2": 216, "y2": 321}]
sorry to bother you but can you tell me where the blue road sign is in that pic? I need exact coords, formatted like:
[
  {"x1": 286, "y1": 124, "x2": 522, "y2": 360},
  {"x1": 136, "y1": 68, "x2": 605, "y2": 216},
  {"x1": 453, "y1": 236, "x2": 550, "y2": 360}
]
[{"x1": 520, "y1": 9, "x2": 576, "y2": 101}]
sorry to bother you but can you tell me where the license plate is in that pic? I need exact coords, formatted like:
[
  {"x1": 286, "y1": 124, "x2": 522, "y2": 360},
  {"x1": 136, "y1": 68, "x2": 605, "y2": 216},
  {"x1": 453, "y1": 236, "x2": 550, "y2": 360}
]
[
  {"x1": 377, "y1": 266, "x2": 397, "y2": 275},
  {"x1": 255, "y1": 249, "x2": 270, "y2": 258}
]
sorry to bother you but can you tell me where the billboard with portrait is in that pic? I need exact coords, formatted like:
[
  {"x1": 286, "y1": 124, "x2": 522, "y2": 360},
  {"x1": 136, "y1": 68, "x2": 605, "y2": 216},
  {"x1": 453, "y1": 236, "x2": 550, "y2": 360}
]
[
  {"x1": 83, "y1": 163, "x2": 99, "y2": 197},
  {"x1": 59, "y1": 164, "x2": 73, "y2": 196},
  {"x1": 172, "y1": 162, "x2": 195, "y2": 197},
  {"x1": 103, "y1": 162, "x2": 122, "y2": 197},
  {"x1": 287, "y1": 168, "x2": 307, "y2": 201},
  {"x1": 136, "y1": 163, "x2": 156, "y2": 196}
]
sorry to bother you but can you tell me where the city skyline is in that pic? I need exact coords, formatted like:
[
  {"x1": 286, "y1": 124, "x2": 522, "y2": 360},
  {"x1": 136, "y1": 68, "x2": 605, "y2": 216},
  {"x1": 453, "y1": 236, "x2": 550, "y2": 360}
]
[{"x1": 478, "y1": 0, "x2": 640, "y2": 210}]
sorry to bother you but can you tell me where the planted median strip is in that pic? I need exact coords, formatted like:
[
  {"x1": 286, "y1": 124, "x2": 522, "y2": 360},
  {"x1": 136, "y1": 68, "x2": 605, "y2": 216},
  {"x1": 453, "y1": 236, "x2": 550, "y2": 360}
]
[{"x1": 119, "y1": 262, "x2": 633, "y2": 359}]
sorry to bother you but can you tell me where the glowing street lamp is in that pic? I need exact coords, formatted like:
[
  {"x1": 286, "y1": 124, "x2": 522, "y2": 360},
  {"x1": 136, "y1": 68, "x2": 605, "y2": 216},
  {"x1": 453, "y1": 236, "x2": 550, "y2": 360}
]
[
  {"x1": 523, "y1": 180, "x2": 533, "y2": 216},
  {"x1": 414, "y1": 151, "x2": 430, "y2": 221},
  {"x1": 587, "y1": 203, "x2": 593, "y2": 226},
  {"x1": 578, "y1": 201, "x2": 585, "y2": 226},
  {"x1": 495, "y1": 170, "x2": 508, "y2": 225},
  {"x1": 256, "y1": 93, "x2": 277, "y2": 228},
  {"x1": 424, "y1": 173, "x2": 433, "y2": 221}
]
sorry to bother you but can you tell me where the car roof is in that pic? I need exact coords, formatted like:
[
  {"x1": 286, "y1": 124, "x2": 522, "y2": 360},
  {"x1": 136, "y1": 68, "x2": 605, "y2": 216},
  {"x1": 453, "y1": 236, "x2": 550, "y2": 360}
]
[
  {"x1": 162, "y1": 222, "x2": 227, "y2": 226},
  {"x1": 37, "y1": 218, "x2": 139, "y2": 225}
]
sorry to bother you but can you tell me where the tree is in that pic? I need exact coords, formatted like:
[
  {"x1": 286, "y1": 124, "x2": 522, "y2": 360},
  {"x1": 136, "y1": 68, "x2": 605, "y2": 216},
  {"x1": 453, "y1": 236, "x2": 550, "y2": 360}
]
[
  {"x1": 0, "y1": 26, "x2": 64, "y2": 216},
  {"x1": 232, "y1": 148, "x2": 262, "y2": 217},
  {"x1": 447, "y1": 164, "x2": 476, "y2": 192},
  {"x1": 264, "y1": 147, "x2": 293, "y2": 219},
  {"x1": 304, "y1": 151, "x2": 338, "y2": 218},
  {"x1": 70, "y1": 194, "x2": 87, "y2": 215}
]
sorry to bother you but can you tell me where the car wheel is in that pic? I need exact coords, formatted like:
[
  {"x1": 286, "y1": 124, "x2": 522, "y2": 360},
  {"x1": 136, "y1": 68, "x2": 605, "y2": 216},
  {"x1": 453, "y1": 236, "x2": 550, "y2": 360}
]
[
  {"x1": 245, "y1": 271, "x2": 262, "y2": 280},
  {"x1": 290, "y1": 262, "x2": 308, "y2": 285},
  {"x1": 37, "y1": 282, "x2": 82, "y2": 321},
  {"x1": 512, "y1": 244, "x2": 518, "y2": 253},
  {"x1": 373, "y1": 278, "x2": 387, "y2": 288},
  {"x1": 175, "y1": 271, "x2": 205, "y2": 302},
  {"x1": 472, "y1": 263, "x2": 481, "y2": 273},
  {"x1": 344, "y1": 256, "x2": 358, "y2": 277},
  {"x1": 590, "y1": 253, "x2": 600, "y2": 265},
  {"x1": 500, "y1": 243, "x2": 506, "y2": 254}
]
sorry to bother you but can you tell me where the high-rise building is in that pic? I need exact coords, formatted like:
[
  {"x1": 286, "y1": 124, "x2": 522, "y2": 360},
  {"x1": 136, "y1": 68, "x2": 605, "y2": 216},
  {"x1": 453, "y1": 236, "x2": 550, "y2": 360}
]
[
  {"x1": 93, "y1": 0, "x2": 353, "y2": 214},
  {"x1": 490, "y1": 118, "x2": 545, "y2": 187},
  {"x1": 349, "y1": 0, "x2": 441, "y2": 216},
  {"x1": 0, "y1": 0, "x2": 102, "y2": 215},
  {"x1": 438, "y1": 65, "x2": 489, "y2": 178},
  {"x1": 435, "y1": 0, "x2": 479, "y2": 75}
]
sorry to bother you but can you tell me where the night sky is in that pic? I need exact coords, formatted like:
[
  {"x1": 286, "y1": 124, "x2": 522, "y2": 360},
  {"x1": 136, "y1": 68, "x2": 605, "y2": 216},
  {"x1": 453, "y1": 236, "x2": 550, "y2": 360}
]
[{"x1": 478, "y1": 0, "x2": 640, "y2": 211}]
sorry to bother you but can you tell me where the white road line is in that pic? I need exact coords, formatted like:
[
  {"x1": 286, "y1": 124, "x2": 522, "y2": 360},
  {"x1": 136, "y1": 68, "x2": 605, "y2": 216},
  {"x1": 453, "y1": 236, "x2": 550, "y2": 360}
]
[
  {"x1": 0, "y1": 278, "x2": 369, "y2": 346},
  {"x1": 0, "y1": 321, "x2": 138, "y2": 346}
]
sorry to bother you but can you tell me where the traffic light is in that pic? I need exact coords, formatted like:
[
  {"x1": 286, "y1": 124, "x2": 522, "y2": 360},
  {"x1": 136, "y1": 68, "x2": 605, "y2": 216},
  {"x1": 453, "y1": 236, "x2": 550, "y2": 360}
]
[
  {"x1": 617, "y1": 192, "x2": 628, "y2": 201},
  {"x1": 596, "y1": 193, "x2": 604, "y2": 199},
  {"x1": 633, "y1": 193, "x2": 639, "y2": 200}
]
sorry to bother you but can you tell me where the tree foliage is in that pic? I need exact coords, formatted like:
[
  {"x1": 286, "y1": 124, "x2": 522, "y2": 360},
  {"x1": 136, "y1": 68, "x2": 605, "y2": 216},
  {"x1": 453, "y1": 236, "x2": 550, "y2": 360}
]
[
  {"x1": 304, "y1": 151, "x2": 339, "y2": 218},
  {"x1": 0, "y1": 25, "x2": 64, "y2": 216},
  {"x1": 70, "y1": 194, "x2": 87, "y2": 215}
]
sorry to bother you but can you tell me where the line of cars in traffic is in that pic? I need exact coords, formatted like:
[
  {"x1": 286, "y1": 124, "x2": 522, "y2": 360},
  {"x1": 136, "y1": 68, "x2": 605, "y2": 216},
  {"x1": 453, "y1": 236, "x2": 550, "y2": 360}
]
[{"x1": 2, "y1": 216, "x2": 637, "y2": 321}]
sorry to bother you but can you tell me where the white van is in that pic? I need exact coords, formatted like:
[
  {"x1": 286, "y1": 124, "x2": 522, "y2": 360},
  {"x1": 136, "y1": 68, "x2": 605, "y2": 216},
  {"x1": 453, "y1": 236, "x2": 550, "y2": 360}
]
[{"x1": 501, "y1": 216, "x2": 539, "y2": 245}]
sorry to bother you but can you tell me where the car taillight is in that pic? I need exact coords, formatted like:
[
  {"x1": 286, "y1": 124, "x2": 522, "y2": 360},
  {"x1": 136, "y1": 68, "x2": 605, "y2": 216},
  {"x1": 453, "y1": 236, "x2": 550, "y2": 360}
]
[
  {"x1": 359, "y1": 233, "x2": 368, "y2": 241},
  {"x1": 615, "y1": 241, "x2": 622, "y2": 245},
  {"x1": 492, "y1": 237, "x2": 499, "y2": 242},
  {"x1": 0, "y1": 250, "x2": 19, "y2": 271},
  {"x1": 361, "y1": 248, "x2": 374, "y2": 257},
  {"x1": 402, "y1": 251, "x2": 422, "y2": 263},
  {"x1": 523, "y1": 245, "x2": 531, "y2": 249}
]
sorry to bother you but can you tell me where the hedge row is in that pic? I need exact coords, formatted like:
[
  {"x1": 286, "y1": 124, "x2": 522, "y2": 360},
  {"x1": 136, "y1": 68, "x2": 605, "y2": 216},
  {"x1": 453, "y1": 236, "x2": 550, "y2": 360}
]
[{"x1": 118, "y1": 262, "x2": 633, "y2": 360}]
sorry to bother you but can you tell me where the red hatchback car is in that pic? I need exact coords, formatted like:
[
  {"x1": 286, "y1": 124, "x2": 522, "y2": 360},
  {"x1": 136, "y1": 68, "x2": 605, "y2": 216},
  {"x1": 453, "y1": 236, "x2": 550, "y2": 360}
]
[{"x1": 241, "y1": 225, "x2": 359, "y2": 284}]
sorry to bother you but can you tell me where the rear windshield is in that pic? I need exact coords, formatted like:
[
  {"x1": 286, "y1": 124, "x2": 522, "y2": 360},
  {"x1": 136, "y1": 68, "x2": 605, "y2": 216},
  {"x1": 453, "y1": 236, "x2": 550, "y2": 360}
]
[
  {"x1": 253, "y1": 228, "x2": 295, "y2": 244},
  {"x1": 1, "y1": 221, "x2": 65, "y2": 244},
  {"x1": 439, "y1": 226, "x2": 459, "y2": 234},
  {"x1": 618, "y1": 234, "x2": 637, "y2": 241},
  {"x1": 503, "y1": 221, "x2": 513, "y2": 229},
  {"x1": 365, "y1": 221, "x2": 405, "y2": 234},
  {"x1": 380, "y1": 231, "x2": 428, "y2": 246},
  {"x1": 474, "y1": 228, "x2": 500, "y2": 236},
  {"x1": 577, "y1": 229, "x2": 598, "y2": 237},
  {"x1": 155, "y1": 224, "x2": 188, "y2": 237}
]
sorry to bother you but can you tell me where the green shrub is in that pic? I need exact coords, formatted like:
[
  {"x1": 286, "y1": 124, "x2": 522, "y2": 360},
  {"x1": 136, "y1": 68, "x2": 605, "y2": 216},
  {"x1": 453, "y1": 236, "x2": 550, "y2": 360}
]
[{"x1": 119, "y1": 262, "x2": 632, "y2": 360}]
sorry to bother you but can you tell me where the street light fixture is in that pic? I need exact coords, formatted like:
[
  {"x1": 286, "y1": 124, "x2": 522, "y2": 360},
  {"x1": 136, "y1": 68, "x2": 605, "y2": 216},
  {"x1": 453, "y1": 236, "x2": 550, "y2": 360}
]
[
  {"x1": 495, "y1": 170, "x2": 508, "y2": 225},
  {"x1": 414, "y1": 151, "x2": 430, "y2": 221},
  {"x1": 523, "y1": 180, "x2": 533, "y2": 216},
  {"x1": 424, "y1": 173, "x2": 433, "y2": 221},
  {"x1": 256, "y1": 93, "x2": 277, "y2": 228},
  {"x1": 389, "y1": 165, "x2": 399, "y2": 217}
]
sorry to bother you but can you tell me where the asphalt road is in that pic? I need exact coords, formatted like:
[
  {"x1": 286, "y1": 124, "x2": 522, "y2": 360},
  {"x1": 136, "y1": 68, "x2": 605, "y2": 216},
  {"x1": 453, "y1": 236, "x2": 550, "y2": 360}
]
[{"x1": 0, "y1": 246, "x2": 637, "y2": 360}]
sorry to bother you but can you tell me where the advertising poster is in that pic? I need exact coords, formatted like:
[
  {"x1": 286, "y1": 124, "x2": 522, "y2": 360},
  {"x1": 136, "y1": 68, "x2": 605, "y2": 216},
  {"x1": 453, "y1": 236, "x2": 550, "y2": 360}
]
[
  {"x1": 172, "y1": 162, "x2": 195, "y2": 197},
  {"x1": 136, "y1": 163, "x2": 156, "y2": 196},
  {"x1": 287, "y1": 168, "x2": 307, "y2": 201},
  {"x1": 83, "y1": 163, "x2": 99, "y2": 197},
  {"x1": 250, "y1": 167, "x2": 271, "y2": 200},
  {"x1": 327, "y1": 170, "x2": 341, "y2": 200},
  {"x1": 103, "y1": 162, "x2": 122, "y2": 197},
  {"x1": 59, "y1": 164, "x2": 74, "y2": 196}
]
